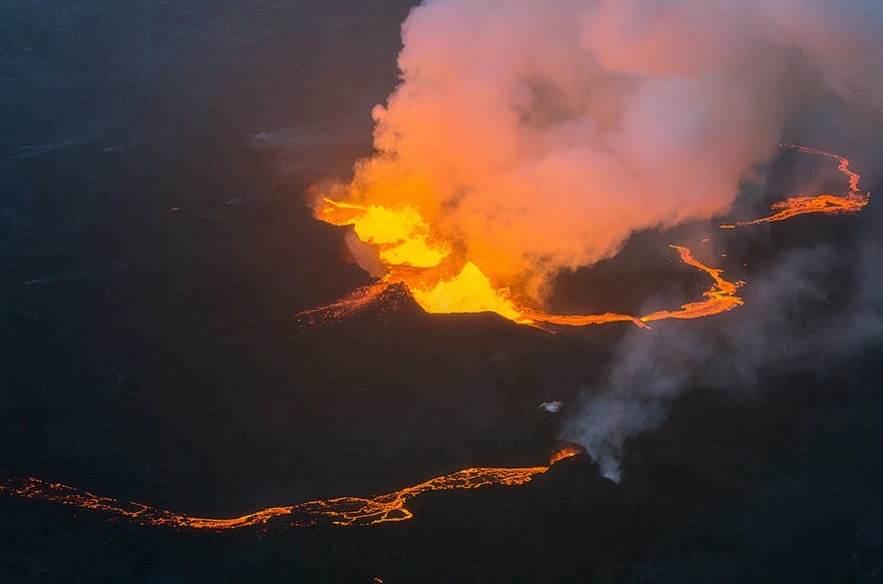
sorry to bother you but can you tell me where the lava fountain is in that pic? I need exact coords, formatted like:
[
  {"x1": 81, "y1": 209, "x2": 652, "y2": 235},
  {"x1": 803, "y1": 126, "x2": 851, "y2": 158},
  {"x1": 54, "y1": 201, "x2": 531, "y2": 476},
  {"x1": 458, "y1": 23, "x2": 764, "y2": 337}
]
[{"x1": 306, "y1": 142, "x2": 868, "y2": 330}]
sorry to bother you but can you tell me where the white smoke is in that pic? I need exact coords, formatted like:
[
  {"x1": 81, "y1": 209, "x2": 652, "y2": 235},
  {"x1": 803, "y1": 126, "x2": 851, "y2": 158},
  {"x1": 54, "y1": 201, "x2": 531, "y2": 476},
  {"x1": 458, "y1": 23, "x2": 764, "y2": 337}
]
[
  {"x1": 561, "y1": 237, "x2": 883, "y2": 482},
  {"x1": 326, "y1": 0, "x2": 883, "y2": 479}
]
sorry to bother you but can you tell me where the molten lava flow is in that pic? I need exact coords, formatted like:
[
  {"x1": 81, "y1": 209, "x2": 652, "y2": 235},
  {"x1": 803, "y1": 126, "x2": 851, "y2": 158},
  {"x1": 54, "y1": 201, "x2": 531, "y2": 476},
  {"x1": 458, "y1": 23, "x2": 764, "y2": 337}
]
[
  {"x1": 308, "y1": 143, "x2": 866, "y2": 328},
  {"x1": 639, "y1": 245, "x2": 744, "y2": 322},
  {"x1": 408, "y1": 261, "x2": 527, "y2": 323},
  {"x1": 315, "y1": 197, "x2": 529, "y2": 322},
  {"x1": 523, "y1": 246, "x2": 743, "y2": 326},
  {"x1": 294, "y1": 282, "x2": 393, "y2": 325},
  {"x1": 1, "y1": 449, "x2": 581, "y2": 531},
  {"x1": 721, "y1": 143, "x2": 869, "y2": 228},
  {"x1": 298, "y1": 240, "x2": 744, "y2": 329},
  {"x1": 0, "y1": 478, "x2": 306, "y2": 529},
  {"x1": 317, "y1": 198, "x2": 451, "y2": 268},
  {"x1": 548, "y1": 444, "x2": 585, "y2": 465}
]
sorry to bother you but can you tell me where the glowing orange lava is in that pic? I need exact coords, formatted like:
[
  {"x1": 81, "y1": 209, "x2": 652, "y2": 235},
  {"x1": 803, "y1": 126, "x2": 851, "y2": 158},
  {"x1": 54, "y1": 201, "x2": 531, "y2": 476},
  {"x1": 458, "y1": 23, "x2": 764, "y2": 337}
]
[
  {"x1": 294, "y1": 282, "x2": 394, "y2": 325},
  {"x1": 523, "y1": 245, "x2": 744, "y2": 327},
  {"x1": 639, "y1": 245, "x2": 744, "y2": 322},
  {"x1": 316, "y1": 197, "x2": 530, "y2": 323},
  {"x1": 548, "y1": 444, "x2": 586, "y2": 465},
  {"x1": 720, "y1": 143, "x2": 869, "y2": 228},
  {"x1": 5, "y1": 143, "x2": 869, "y2": 534},
  {"x1": 1, "y1": 448, "x2": 581, "y2": 531},
  {"x1": 309, "y1": 143, "x2": 868, "y2": 328},
  {"x1": 296, "y1": 243, "x2": 744, "y2": 329}
]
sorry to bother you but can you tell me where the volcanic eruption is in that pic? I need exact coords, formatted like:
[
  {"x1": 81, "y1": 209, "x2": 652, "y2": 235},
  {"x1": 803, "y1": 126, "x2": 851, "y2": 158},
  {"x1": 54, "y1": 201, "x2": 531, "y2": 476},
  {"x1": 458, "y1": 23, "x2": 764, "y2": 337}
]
[
  {"x1": 0, "y1": 446, "x2": 584, "y2": 530},
  {"x1": 307, "y1": 0, "x2": 879, "y2": 329},
  {"x1": 303, "y1": 0, "x2": 881, "y2": 481},
  {"x1": 3, "y1": 0, "x2": 881, "y2": 534}
]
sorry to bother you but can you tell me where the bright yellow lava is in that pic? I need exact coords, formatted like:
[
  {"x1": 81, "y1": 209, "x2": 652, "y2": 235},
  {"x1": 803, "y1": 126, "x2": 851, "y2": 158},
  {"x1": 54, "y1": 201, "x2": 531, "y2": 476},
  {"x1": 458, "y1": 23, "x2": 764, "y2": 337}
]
[
  {"x1": 409, "y1": 262, "x2": 528, "y2": 323},
  {"x1": 318, "y1": 198, "x2": 450, "y2": 268},
  {"x1": 312, "y1": 198, "x2": 744, "y2": 327},
  {"x1": 316, "y1": 197, "x2": 534, "y2": 322},
  {"x1": 310, "y1": 143, "x2": 867, "y2": 328}
]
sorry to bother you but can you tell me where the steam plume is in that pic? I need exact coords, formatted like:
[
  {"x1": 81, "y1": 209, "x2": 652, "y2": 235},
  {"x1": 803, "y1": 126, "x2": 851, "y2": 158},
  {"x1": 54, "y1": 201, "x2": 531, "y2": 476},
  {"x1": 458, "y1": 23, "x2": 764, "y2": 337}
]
[
  {"x1": 323, "y1": 0, "x2": 882, "y2": 297},
  {"x1": 319, "y1": 0, "x2": 883, "y2": 479},
  {"x1": 561, "y1": 237, "x2": 883, "y2": 482}
]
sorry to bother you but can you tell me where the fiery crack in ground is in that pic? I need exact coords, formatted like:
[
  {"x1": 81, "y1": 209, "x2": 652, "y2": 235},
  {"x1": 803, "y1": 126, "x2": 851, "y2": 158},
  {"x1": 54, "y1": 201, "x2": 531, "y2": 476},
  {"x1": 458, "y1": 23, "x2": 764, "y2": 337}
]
[{"x1": 0, "y1": 448, "x2": 583, "y2": 531}]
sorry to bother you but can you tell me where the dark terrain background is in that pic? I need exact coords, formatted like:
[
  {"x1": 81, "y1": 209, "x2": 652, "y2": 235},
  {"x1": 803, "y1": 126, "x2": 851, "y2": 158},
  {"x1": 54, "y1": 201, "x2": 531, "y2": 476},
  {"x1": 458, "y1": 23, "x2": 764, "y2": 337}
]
[{"x1": 2, "y1": 1, "x2": 882, "y2": 582}]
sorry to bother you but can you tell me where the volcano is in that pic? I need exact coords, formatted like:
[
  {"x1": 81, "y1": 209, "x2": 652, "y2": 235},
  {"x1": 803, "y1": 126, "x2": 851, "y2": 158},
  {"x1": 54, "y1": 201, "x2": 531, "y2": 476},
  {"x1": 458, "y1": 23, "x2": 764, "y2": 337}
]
[{"x1": 3, "y1": 0, "x2": 883, "y2": 582}]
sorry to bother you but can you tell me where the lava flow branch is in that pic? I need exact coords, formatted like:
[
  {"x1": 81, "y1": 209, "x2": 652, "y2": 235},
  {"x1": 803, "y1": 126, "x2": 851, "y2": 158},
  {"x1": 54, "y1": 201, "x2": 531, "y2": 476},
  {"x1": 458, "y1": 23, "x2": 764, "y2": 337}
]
[
  {"x1": 720, "y1": 143, "x2": 869, "y2": 228},
  {"x1": 0, "y1": 446, "x2": 584, "y2": 531}
]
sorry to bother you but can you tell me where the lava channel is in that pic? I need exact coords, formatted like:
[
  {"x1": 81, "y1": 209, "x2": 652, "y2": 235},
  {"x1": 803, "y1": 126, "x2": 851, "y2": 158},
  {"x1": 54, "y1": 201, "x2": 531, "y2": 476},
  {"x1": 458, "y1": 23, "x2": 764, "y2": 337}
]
[
  {"x1": 720, "y1": 142, "x2": 869, "y2": 228},
  {"x1": 0, "y1": 447, "x2": 583, "y2": 531}
]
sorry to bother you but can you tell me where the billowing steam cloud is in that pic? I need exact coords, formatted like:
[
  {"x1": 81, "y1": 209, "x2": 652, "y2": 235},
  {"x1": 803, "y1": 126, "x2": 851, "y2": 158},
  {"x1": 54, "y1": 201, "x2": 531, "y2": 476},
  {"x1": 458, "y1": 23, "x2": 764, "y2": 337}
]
[
  {"x1": 327, "y1": 0, "x2": 882, "y2": 297},
  {"x1": 322, "y1": 0, "x2": 883, "y2": 480}
]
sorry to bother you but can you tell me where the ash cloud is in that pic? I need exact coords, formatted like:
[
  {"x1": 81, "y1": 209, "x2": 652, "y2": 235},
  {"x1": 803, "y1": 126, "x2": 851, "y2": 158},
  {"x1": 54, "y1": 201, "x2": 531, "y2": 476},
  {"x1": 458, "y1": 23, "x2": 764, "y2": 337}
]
[{"x1": 324, "y1": 0, "x2": 883, "y2": 298}]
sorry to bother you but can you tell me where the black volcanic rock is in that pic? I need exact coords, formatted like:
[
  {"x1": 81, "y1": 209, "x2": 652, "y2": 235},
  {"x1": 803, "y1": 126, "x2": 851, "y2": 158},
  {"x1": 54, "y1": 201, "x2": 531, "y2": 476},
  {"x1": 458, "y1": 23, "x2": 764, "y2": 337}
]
[{"x1": 3, "y1": 0, "x2": 883, "y2": 582}]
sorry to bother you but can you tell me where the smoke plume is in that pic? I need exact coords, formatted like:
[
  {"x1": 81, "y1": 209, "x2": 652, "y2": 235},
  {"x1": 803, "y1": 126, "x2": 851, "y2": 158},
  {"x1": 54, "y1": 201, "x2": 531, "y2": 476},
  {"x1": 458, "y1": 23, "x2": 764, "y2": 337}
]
[
  {"x1": 319, "y1": 0, "x2": 883, "y2": 479},
  {"x1": 324, "y1": 0, "x2": 882, "y2": 298},
  {"x1": 561, "y1": 233, "x2": 883, "y2": 481}
]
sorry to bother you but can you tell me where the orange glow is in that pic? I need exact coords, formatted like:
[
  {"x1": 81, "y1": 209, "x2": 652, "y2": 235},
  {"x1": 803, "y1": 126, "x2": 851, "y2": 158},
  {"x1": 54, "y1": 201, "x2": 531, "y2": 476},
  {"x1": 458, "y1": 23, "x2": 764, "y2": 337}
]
[
  {"x1": 294, "y1": 282, "x2": 393, "y2": 325},
  {"x1": 309, "y1": 143, "x2": 867, "y2": 329},
  {"x1": 523, "y1": 246, "x2": 743, "y2": 326},
  {"x1": 639, "y1": 245, "x2": 743, "y2": 322},
  {"x1": 409, "y1": 261, "x2": 528, "y2": 323},
  {"x1": 721, "y1": 143, "x2": 869, "y2": 228},
  {"x1": 1, "y1": 452, "x2": 578, "y2": 530},
  {"x1": 523, "y1": 309, "x2": 648, "y2": 328},
  {"x1": 313, "y1": 198, "x2": 746, "y2": 326},
  {"x1": 315, "y1": 197, "x2": 531, "y2": 321},
  {"x1": 317, "y1": 198, "x2": 450, "y2": 268},
  {"x1": 296, "y1": 244, "x2": 744, "y2": 329},
  {"x1": 549, "y1": 444, "x2": 586, "y2": 465}
]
